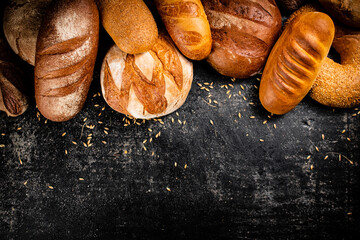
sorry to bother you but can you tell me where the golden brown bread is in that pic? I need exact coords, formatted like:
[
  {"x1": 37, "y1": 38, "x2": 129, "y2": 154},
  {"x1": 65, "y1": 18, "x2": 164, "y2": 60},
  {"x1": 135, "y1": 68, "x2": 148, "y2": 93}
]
[
  {"x1": 35, "y1": 0, "x2": 99, "y2": 122},
  {"x1": 100, "y1": 34, "x2": 193, "y2": 119},
  {"x1": 155, "y1": 0, "x2": 212, "y2": 60},
  {"x1": 97, "y1": 0, "x2": 158, "y2": 54},
  {"x1": 0, "y1": 38, "x2": 28, "y2": 117},
  {"x1": 202, "y1": 0, "x2": 282, "y2": 79},
  {"x1": 259, "y1": 12, "x2": 335, "y2": 115}
]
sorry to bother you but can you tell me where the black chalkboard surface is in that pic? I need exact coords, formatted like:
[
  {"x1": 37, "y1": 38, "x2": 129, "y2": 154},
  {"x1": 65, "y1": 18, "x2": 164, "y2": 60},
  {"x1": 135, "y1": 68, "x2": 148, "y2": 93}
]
[{"x1": 1, "y1": 3, "x2": 359, "y2": 240}]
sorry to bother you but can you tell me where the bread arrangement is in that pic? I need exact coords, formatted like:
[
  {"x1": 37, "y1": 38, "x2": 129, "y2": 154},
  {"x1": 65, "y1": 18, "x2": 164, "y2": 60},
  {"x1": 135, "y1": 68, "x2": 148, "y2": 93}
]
[
  {"x1": 202, "y1": 0, "x2": 282, "y2": 79},
  {"x1": 1, "y1": 0, "x2": 360, "y2": 121}
]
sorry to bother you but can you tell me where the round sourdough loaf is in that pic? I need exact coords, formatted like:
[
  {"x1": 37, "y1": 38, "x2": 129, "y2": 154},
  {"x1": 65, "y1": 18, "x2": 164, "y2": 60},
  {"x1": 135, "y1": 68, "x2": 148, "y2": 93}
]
[{"x1": 100, "y1": 34, "x2": 193, "y2": 119}]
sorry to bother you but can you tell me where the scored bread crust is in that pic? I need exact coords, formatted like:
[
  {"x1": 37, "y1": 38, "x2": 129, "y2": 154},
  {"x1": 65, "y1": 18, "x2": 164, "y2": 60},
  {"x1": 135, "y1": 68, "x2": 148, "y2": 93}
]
[
  {"x1": 155, "y1": 0, "x2": 212, "y2": 60},
  {"x1": 203, "y1": 0, "x2": 282, "y2": 79},
  {"x1": 100, "y1": 34, "x2": 193, "y2": 119},
  {"x1": 35, "y1": 0, "x2": 99, "y2": 122},
  {"x1": 259, "y1": 12, "x2": 335, "y2": 115}
]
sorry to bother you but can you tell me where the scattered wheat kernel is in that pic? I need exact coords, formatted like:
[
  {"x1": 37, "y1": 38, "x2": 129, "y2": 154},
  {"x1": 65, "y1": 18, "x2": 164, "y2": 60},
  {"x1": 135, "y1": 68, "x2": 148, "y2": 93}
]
[
  {"x1": 205, "y1": 88, "x2": 210, "y2": 92},
  {"x1": 83, "y1": 142, "x2": 87, "y2": 147},
  {"x1": 94, "y1": 104, "x2": 99, "y2": 107},
  {"x1": 259, "y1": 139, "x2": 264, "y2": 142},
  {"x1": 254, "y1": 85, "x2": 258, "y2": 89},
  {"x1": 24, "y1": 181, "x2": 28, "y2": 185},
  {"x1": 79, "y1": 178, "x2": 84, "y2": 181},
  {"x1": 310, "y1": 165, "x2": 314, "y2": 170},
  {"x1": 62, "y1": 132, "x2": 66, "y2": 137},
  {"x1": 352, "y1": 113, "x2": 357, "y2": 117},
  {"x1": 176, "y1": 112, "x2": 179, "y2": 116},
  {"x1": 143, "y1": 146, "x2": 147, "y2": 151},
  {"x1": 347, "y1": 138, "x2": 351, "y2": 141},
  {"x1": 358, "y1": 111, "x2": 360, "y2": 114},
  {"x1": 166, "y1": 187, "x2": 171, "y2": 192},
  {"x1": 347, "y1": 212, "x2": 353, "y2": 215},
  {"x1": 274, "y1": 124, "x2": 277, "y2": 129},
  {"x1": 17, "y1": 127, "x2": 22, "y2": 131},
  {"x1": 240, "y1": 85, "x2": 244, "y2": 90},
  {"x1": 210, "y1": 120, "x2": 214, "y2": 125},
  {"x1": 45, "y1": 119, "x2": 48, "y2": 124},
  {"x1": 250, "y1": 116, "x2": 255, "y2": 119},
  {"x1": 174, "y1": 162, "x2": 177, "y2": 167},
  {"x1": 256, "y1": 78, "x2": 260, "y2": 81},
  {"x1": 98, "y1": 92, "x2": 101, "y2": 96},
  {"x1": 65, "y1": 150, "x2": 68, "y2": 155},
  {"x1": 103, "y1": 130, "x2": 108, "y2": 135},
  {"x1": 183, "y1": 120, "x2": 186, "y2": 125},
  {"x1": 98, "y1": 112, "x2": 102, "y2": 116},
  {"x1": 19, "y1": 157, "x2": 22, "y2": 165},
  {"x1": 339, "y1": 155, "x2": 342, "y2": 161},
  {"x1": 197, "y1": 82, "x2": 202, "y2": 87},
  {"x1": 231, "y1": 77, "x2": 236, "y2": 82},
  {"x1": 243, "y1": 96, "x2": 247, "y2": 100},
  {"x1": 238, "y1": 91, "x2": 242, "y2": 95},
  {"x1": 101, "y1": 141, "x2": 107, "y2": 145},
  {"x1": 1, "y1": 133, "x2": 5, "y2": 136},
  {"x1": 93, "y1": 93, "x2": 97, "y2": 97},
  {"x1": 200, "y1": 87, "x2": 205, "y2": 90},
  {"x1": 307, "y1": 155, "x2": 311, "y2": 160},
  {"x1": 229, "y1": 84, "x2": 234, "y2": 88},
  {"x1": 178, "y1": 119, "x2": 182, "y2": 124},
  {"x1": 124, "y1": 150, "x2": 128, "y2": 154},
  {"x1": 143, "y1": 139, "x2": 147, "y2": 144},
  {"x1": 315, "y1": 147, "x2": 319, "y2": 152},
  {"x1": 263, "y1": 120, "x2": 267, "y2": 124},
  {"x1": 148, "y1": 128, "x2": 153, "y2": 132},
  {"x1": 48, "y1": 186, "x2": 54, "y2": 189},
  {"x1": 341, "y1": 129, "x2": 346, "y2": 134},
  {"x1": 226, "y1": 90, "x2": 230, "y2": 95},
  {"x1": 0, "y1": 144, "x2": 5, "y2": 148},
  {"x1": 104, "y1": 127, "x2": 109, "y2": 130},
  {"x1": 324, "y1": 155, "x2": 328, "y2": 160},
  {"x1": 214, "y1": 100, "x2": 218, "y2": 104},
  {"x1": 228, "y1": 94, "x2": 232, "y2": 99},
  {"x1": 102, "y1": 107, "x2": 105, "y2": 111},
  {"x1": 184, "y1": 164, "x2": 188, "y2": 169},
  {"x1": 322, "y1": 134, "x2": 325, "y2": 140},
  {"x1": 72, "y1": 141, "x2": 77, "y2": 145},
  {"x1": 98, "y1": 121, "x2": 103, "y2": 124},
  {"x1": 151, "y1": 152, "x2": 155, "y2": 156},
  {"x1": 249, "y1": 102, "x2": 255, "y2": 105},
  {"x1": 238, "y1": 113, "x2": 242, "y2": 118},
  {"x1": 83, "y1": 118, "x2": 87, "y2": 122}
]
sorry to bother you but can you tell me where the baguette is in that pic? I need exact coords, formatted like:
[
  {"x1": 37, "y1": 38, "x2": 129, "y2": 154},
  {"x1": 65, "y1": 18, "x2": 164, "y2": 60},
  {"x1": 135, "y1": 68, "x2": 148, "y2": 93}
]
[{"x1": 35, "y1": 0, "x2": 99, "y2": 122}]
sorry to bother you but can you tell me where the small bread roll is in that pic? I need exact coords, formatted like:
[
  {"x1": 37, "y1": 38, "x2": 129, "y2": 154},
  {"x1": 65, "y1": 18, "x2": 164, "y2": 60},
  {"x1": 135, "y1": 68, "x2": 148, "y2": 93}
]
[
  {"x1": 155, "y1": 0, "x2": 212, "y2": 60},
  {"x1": 3, "y1": 0, "x2": 53, "y2": 65},
  {"x1": 100, "y1": 34, "x2": 193, "y2": 119},
  {"x1": 259, "y1": 12, "x2": 335, "y2": 115},
  {"x1": 97, "y1": 0, "x2": 158, "y2": 54}
]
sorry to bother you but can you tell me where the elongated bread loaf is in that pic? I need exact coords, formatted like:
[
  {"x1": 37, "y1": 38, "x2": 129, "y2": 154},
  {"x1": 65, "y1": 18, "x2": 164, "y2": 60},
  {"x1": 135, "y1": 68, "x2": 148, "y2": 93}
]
[
  {"x1": 97, "y1": 0, "x2": 158, "y2": 54},
  {"x1": 155, "y1": 0, "x2": 212, "y2": 60},
  {"x1": 35, "y1": 0, "x2": 99, "y2": 122},
  {"x1": 259, "y1": 12, "x2": 334, "y2": 115}
]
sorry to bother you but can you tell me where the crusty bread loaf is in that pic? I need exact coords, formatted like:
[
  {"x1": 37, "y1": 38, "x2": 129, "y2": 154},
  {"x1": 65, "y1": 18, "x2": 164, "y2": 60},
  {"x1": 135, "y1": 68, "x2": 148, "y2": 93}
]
[
  {"x1": 100, "y1": 34, "x2": 193, "y2": 119},
  {"x1": 97, "y1": 0, "x2": 158, "y2": 54},
  {"x1": 259, "y1": 12, "x2": 334, "y2": 115},
  {"x1": 202, "y1": 0, "x2": 282, "y2": 79},
  {"x1": 3, "y1": 0, "x2": 53, "y2": 66},
  {"x1": 35, "y1": 0, "x2": 99, "y2": 122},
  {"x1": 0, "y1": 38, "x2": 28, "y2": 117},
  {"x1": 155, "y1": 0, "x2": 212, "y2": 60}
]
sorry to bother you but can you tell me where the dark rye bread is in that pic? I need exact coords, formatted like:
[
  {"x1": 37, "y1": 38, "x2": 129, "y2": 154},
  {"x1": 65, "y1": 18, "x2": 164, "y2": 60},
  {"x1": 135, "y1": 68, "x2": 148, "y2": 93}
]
[
  {"x1": 276, "y1": 0, "x2": 310, "y2": 12},
  {"x1": 35, "y1": 0, "x2": 99, "y2": 122},
  {"x1": 203, "y1": 0, "x2": 282, "y2": 79}
]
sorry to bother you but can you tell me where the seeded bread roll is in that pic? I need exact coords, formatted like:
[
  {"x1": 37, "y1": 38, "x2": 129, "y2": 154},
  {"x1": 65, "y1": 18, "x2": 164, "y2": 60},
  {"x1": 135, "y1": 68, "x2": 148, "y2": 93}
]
[
  {"x1": 100, "y1": 34, "x2": 193, "y2": 119},
  {"x1": 259, "y1": 12, "x2": 335, "y2": 115},
  {"x1": 203, "y1": 0, "x2": 282, "y2": 79},
  {"x1": 35, "y1": 0, "x2": 99, "y2": 122},
  {"x1": 155, "y1": 0, "x2": 212, "y2": 60},
  {"x1": 97, "y1": 0, "x2": 158, "y2": 54},
  {"x1": 3, "y1": 0, "x2": 53, "y2": 65}
]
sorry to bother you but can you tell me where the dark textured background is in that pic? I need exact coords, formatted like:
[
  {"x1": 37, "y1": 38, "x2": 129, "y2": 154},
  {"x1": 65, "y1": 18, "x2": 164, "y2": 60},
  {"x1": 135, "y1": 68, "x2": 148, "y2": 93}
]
[{"x1": 1, "y1": 2, "x2": 360, "y2": 239}]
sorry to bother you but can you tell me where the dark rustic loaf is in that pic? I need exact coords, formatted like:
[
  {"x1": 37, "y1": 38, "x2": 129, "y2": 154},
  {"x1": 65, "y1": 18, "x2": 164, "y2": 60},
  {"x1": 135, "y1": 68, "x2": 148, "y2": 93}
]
[
  {"x1": 202, "y1": 0, "x2": 282, "y2": 79},
  {"x1": 276, "y1": 0, "x2": 309, "y2": 12},
  {"x1": 0, "y1": 38, "x2": 28, "y2": 117},
  {"x1": 35, "y1": 0, "x2": 99, "y2": 122},
  {"x1": 3, "y1": 0, "x2": 53, "y2": 66}
]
